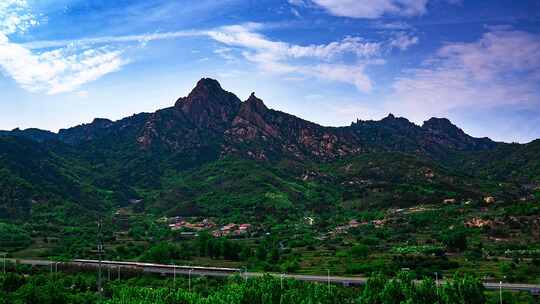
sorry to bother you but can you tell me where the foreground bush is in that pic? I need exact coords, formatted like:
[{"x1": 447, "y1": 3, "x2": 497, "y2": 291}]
[
  {"x1": 105, "y1": 272, "x2": 487, "y2": 304},
  {"x1": 4, "y1": 271, "x2": 533, "y2": 304}
]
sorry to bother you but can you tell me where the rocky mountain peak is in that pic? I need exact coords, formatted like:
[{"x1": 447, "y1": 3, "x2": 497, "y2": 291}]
[
  {"x1": 421, "y1": 117, "x2": 497, "y2": 150},
  {"x1": 0, "y1": 128, "x2": 57, "y2": 143},
  {"x1": 58, "y1": 118, "x2": 114, "y2": 144},
  {"x1": 380, "y1": 113, "x2": 414, "y2": 129},
  {"x1": 244, "y1": 92, "x2": 268, "y2": 113},
  {"x1": 91, "y1": 118, "x2": 114, "y2": 127},
  {"x1": 174, "y1": 78, "x2": 241, "y2": 130},
  {"x1": 189, "y1": 78, "x2": 224, "y2": 97},
  {"x1": 422, "y1": 117, "x2": 463, "y2": 136}
]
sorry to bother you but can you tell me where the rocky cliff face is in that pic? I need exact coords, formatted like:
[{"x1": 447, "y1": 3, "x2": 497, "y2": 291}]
[
  {"x1": 223, "y1": 92, "x2": 364, "y2": 161},
  {"x1": 136, "y1": 78, "x2": 241, "y2": 153},
  {"x1": 350, "y1": 113, "x2": 499, "y2": 157},
  {"x1": 58, "y1": 115, "x2": 149, "y2": 145},
  {"x1": 175, "y1": 78, "x2": 241, "y2": 131},
  {"x1": 2, "y1": 78, "x2": 500, "y2": 162},
  {"x1": 421, "y1": 117, "x2": 497, "y2": 151}
]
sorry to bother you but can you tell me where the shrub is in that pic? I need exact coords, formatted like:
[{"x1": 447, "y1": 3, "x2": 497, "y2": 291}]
[
  {"x1": 440, "y1": 229, "x2": 468, "y2": 252},
  {"x1": 350, "y1": 244, "x2": 370, "y2": 258}
]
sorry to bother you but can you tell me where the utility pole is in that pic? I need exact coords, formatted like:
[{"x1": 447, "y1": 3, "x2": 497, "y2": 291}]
[
  {"x1": 189, "y1": 269, "x2": 193, "y2": 292},
  {"x1": 97, "y1": 218, "x2": 104, "y2": 297},
  {"x1": 173, "y1": 264, "x2": 176, "y2": 288},
  {"x1": 1, "y1": 253, "x2": 6, "y2": 274},
  {"x1": 327, "y1": 269, "x2": 330, "y2": 292},
  {"x1": 499, "y1": 281, "x2": 503, "y2": 304},
  {"x1": 435, "y1": 272, "x2": 439, "y2": 297}
]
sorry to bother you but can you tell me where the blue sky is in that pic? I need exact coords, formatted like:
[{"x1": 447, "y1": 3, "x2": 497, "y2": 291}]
[{"x1": 0, "y1": 0, "x2": 539, "y2": 143}]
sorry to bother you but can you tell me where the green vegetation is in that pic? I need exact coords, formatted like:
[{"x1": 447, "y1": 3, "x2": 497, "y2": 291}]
[
  {"x1": 3, "y1": 270, "x2": 535, "y2": 304},
  {"x1": 1, "y1": 124, "x2": 539, "y2": 289},
  {"x1": 0, "y1": 223, "x2": 31, "y2": 249}
]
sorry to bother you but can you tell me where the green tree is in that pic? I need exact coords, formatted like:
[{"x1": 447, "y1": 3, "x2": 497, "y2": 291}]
[
  {"x1": 441, "y1": 229, "x2": 468, "y2": 252},
  {"x1": 350, "y1": 244, "x2": 370, "y2": 259},
  {"x1": 440, "y1": 273, "x2": 486, "y2": 304}
]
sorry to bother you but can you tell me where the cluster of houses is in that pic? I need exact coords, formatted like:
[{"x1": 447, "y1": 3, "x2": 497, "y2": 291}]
[
  {"x1": 331, "y1": 219, "x2": 361, "y2": 234},
  {"x1": 330, "y1": 218, "x2": 392, "y2": 236},
  {"x1": 159, "y1": 217, "x2": 252, "y2": 237},
  {"x1": 211, "y1": 223, "x2": 252, "y2": 237},
  {"x1": 166, "y1": 218, "x2": 216, "y2": 231},
  {"x1": 465, "y1": 217, "x2": 493, "y2": 228},
  {"x1": 330, "y1": 219, "x2": 387, "y2": 236},
  {"x1": 441, "y1": 196, "x2": 496, "y2": 205}
]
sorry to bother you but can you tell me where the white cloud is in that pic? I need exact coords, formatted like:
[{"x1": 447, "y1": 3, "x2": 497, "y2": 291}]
[
  {"x1": 305, "y1": 64, "x2": 373, "y2": 92},
  {"x1": 292, "y1": 0, "x2": 463, "y2": 19},
  {"x1": 0, "y1": 0, "x2": 37, "y2": 35},
  {"x1": 0, "y1": 1, "x2": 129, "y2": 95},
  {"x1": 387, "y1": 29, "x2": 540, "y2": 122},
  {"x1": 213, "y1": 47, "x2": 237, "y2": 62},
  {"x1": 22, "y1": 30, "x2": 203, "y2": 49},
  {"x1": 290, "y1": 36, "x2": 381, "y2": 59},
  {"x1": 0, "y1": 39, "x2": 128, "y2": 94},
  {"x1": 207, "y1": 23, "x2": 381, "y2": 60},
  {"x1": 291, "y1": 7, "x2": 301, "y2": 18},
  {"x1": 8, "y1": 4, "x2": 418, "y2": 95},
  {"x1": 288, "y1": 0, "x2": 309, "y2": 6},
  {"x1": 206, "y1": 23, "x2": 384, "y2": 92},
  {"x1": 17, "y1": 21, "x2": 384, "y2": 92},
  {"x1": 292, "y1": 0, "x2": 429, "y2": 19},
  {"x1": 389, "y1": 32, "x2": 419, "y2": 50}
]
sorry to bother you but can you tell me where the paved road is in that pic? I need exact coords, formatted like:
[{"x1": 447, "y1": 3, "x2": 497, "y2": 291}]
[{"x1": 7, "y1": 258, "x2": 540, "y2": 294}]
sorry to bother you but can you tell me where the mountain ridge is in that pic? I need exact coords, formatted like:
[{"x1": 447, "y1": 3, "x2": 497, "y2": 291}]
[
  {"x1": 0, "y1": 78, "x2": 537, "y2": 221},
  {"x1": 1, "y1": 78, "x2": 503, "y2": 160}
]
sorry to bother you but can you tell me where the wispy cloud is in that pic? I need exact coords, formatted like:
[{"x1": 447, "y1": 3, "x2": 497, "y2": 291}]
[
  {"x1": 206, "y1": 23, "x2": 388, "y2": 92},
  {"x1": 208, "y1": 23, "x2": 381, "y2": 59},
  {"x1": 371, "y1": 21, "x2": 413, "y2": 30},
  {"x1": 0, "y1": 41, "x2": 128, "y2": 94},
  {"x1": 387, "y1": 29, "x2": 540, "y2": 122},
  {"x1": 22, "y1": 30, "x2": 203, "y2": 49},
  {"x1": 389, "y1": 31, "x2": 419, "y2": 50},
  {"x1": 11, "y1": 5, "x2": 424, "y2": 95},
  {"x1": 290, "y1": 0, "x2": 463, "y2": 19},
  {"x1": 213, "y1": 47, "x2": 237, "y2": 62},
  {"x1": 15, "y1": 21, "x2": 387, "y2": 92},
  {"x1": 290, "y1": 0, "x2": 429, "y2": 19},
  {"x1": 0, "y1": 1, "x2": 128, "y2": 95},
  {"x1": 4, "y1": 0, "x2": 425, "y2": 96}
]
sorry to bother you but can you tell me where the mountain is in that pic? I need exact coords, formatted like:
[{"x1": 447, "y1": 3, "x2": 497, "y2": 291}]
[
  {"x1": 0, "y1": 128, "x2": 57, "y2": 143},
  {"x1": 0, "y1": 78, "x2": 537, "y2": 221},
  {"x1": 7, "y1": 78, "x2": 499, "y2": 160},
  {"x1": 0, "y1": 136, "x2": 110, "y2": 221}
]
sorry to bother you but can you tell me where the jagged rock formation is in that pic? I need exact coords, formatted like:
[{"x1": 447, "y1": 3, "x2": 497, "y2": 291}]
[{"x1": 3, "y1": 78, "x2": 502, "y2": 162}]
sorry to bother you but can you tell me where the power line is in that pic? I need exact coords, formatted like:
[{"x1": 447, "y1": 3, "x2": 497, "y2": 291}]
[{"x1": 97, "y1": 218, "x2": 104, "y2": 298}]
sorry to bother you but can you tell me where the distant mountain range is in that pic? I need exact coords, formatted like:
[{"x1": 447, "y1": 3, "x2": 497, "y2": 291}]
[{"x1": 1, "y1": 78, "x2": 538, "y2": 221}]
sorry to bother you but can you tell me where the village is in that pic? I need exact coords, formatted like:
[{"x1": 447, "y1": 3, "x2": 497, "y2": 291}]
[{"x1": 158, "y1": 217, "x2": 253, "y2": 238}]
